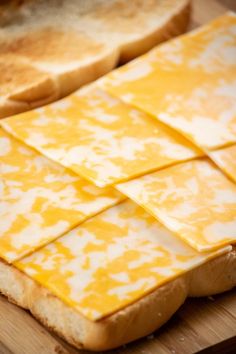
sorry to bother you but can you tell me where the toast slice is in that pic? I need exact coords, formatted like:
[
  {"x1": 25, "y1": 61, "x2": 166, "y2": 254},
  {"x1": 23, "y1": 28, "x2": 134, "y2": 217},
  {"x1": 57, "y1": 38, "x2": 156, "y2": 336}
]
[
  {"x1": 0, "y1": 0, "x2": 190, "y2": 118},
  {"x1": 0, "y1": 247, "x2": 235, "y2": 351}
]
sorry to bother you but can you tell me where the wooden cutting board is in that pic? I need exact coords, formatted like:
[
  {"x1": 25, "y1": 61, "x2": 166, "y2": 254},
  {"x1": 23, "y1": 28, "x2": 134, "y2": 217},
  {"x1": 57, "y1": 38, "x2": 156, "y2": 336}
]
[
  {"x1": 0, "y1": 289, "x2": 236, "y2": 354},
  {"x1": 0, "y1": 1, "x2": 236, "y2": 353}
]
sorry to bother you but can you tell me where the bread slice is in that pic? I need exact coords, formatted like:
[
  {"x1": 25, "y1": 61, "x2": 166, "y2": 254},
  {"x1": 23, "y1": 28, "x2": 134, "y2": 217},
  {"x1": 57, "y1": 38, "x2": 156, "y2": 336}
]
[
  {"x1": 0, "y1": 0, "x2": 190, "y2": 118},
  {"x1": 0, "y1": 247, "x2": 235, "y2": 351},
  {"x1": 0, "y1": 54, "x2": 59, "y2": 107}
]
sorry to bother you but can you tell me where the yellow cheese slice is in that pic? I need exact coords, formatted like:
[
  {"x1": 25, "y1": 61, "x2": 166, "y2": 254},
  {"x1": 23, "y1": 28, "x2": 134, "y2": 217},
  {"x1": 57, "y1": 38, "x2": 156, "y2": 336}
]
[
  {"x1": 209, "y1": 144, "x2": 236, "y2": 183},
  {"x1": 1, "y1": 88, "x2": 201, "y2": 187},
  {"x1": 15, "y1": 199, "x2": 231, "y2": 321},
  {"x1": 0, "y1": 128, "x2": 123, "y2": 262},
  {"x1": 100, "y1": 13, "x2": 236, "y2": 150},
  {"x1": 117, "y1": 158, "x2": 236, "y2": 252}
]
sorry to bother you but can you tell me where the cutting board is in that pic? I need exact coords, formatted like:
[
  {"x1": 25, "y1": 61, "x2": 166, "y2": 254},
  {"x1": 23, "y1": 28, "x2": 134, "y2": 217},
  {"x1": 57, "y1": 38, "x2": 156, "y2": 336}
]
[
  {"x1": 1, "y1": 289, "x2": 236, "y2": 354},
  {"x1": 0, "y1": 1, "x2": 236, "y2": 353}
]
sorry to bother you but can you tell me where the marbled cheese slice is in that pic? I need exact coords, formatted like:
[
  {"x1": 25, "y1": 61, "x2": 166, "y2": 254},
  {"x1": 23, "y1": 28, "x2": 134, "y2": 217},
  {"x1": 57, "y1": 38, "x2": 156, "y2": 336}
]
[
  {"x1": 117, "y1": 158, "x2": 236, "y2": 252},
  {"x1": 1, "y1": 88, "x2": 201, "y2": 187},
  {"x1": 15, "y1": 200, "x2": 231, "y2": 321},
  {"x1": 0, "y1": 128, "x2": 123, "y2": 262},
  {"x1": 100, "y1": 13, "x2": 236, "y2": 150},
  {"x1": 209, "y1": 144, "x2": 236, "y2": 183}
]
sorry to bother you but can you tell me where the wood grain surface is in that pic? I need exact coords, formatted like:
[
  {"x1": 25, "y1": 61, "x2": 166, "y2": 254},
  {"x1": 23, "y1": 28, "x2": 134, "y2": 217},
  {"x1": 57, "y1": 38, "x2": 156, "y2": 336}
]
[
  {"x1": 0, "y1": 289, "x2": 235, "y2": 354},
  {"x1": 0, "y1": 1, "x2": 235, "y2": 353}
]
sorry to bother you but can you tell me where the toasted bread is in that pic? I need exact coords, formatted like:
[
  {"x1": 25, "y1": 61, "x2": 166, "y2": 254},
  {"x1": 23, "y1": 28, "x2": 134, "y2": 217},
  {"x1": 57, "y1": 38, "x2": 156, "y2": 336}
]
[{"x1": 0, "y1": 0, "x2": 190, "y2": 118}]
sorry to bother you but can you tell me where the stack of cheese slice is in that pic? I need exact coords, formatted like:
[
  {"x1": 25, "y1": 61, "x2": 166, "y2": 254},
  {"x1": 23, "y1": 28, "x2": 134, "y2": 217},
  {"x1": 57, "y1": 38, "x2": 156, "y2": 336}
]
[{"x1": 0, "y1": 12, "x2": 236, "y2": 351}]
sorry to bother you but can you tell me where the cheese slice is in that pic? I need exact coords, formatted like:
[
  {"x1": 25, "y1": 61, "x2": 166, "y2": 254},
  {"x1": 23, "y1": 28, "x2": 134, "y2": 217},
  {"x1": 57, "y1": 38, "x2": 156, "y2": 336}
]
[
  {"x1": 117, "y1": 158, "x2": 236, "y2": 252},
  {"x1": 15, "y1": 199, "x2": 231, "y2": 321},
  {"x1": 1, "y1": 88, "x2": 201, "y2": 187},
  {"x1": 209, "y1": 144, "x2": 236, "y2": 183},
  {"x1": 0, "y1": 128, "x2": 123, "y2": 262},
  {"x1": 100, "y1": 13, "x2": 236, "y2": 150}
]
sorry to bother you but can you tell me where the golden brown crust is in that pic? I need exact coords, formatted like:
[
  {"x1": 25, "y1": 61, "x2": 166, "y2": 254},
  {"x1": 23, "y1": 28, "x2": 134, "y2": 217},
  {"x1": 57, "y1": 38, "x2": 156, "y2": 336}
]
[
  {"x1": 0, "y1": 55, "x2": 58, "y2": 101},
  {"x1": 1, "y1": 28, "x2": 107, "y2": 63},
  {"x1": 0, "y1": 0, "x2": 190, "y2": 118},
  {"x1": 0, "y1": 98, "x2": 29, "y2": 119}
]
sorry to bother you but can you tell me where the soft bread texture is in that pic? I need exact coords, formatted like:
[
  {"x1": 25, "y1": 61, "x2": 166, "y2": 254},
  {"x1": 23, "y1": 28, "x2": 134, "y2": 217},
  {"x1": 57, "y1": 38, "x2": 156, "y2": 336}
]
[
  {"x1": 0, "y1": 0, "x2": 190, "y2": 118},
  {"x1": 0, "y1": 247, "x2": 235, "y2": 351}
]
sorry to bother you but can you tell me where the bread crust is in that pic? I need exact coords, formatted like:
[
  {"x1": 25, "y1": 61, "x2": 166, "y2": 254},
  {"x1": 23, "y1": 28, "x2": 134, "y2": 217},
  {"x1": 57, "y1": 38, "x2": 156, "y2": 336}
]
[
  {"x1": 119, "y1": 0, "x2": 191, "y2": 63},
  {"x1": 0, "y1": 247, "x2": 235, "y2": 351},
  {"x1": 0, "y1": 98, "x2": 29, "y2": 119}
]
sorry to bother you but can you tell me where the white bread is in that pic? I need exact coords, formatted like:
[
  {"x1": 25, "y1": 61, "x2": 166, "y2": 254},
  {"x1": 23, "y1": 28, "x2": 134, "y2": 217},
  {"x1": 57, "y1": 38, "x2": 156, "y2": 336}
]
[
  {"x1": 0, "y1": 0, "x2": 190, "y2": 118},
  {"x1": 0, "y1": 247, "x2": 235, "y2": 351}
]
